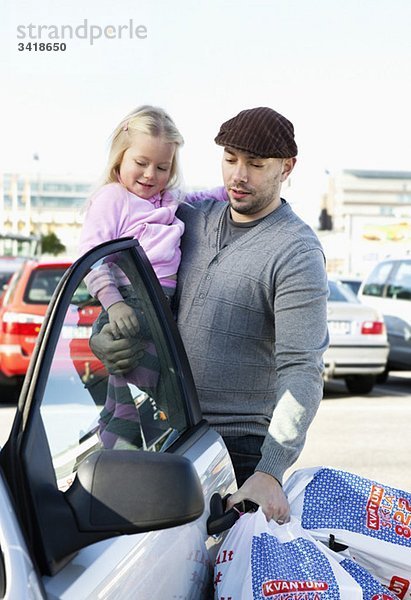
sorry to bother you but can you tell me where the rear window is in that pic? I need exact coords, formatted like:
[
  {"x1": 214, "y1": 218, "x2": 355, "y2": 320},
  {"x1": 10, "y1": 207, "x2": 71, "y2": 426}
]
[
  {"x1": 340, "y1": 279, "x2": 361, "y2": 295},
  {"x1": 328, "y1": 280, "x2": 360, "y2": 303},
  {"x1": 24, "y1": 267, "x2": 68, "y2": 304},
  {"x1": 71, "y1": 281, "x2": 96, "y2": 306}
]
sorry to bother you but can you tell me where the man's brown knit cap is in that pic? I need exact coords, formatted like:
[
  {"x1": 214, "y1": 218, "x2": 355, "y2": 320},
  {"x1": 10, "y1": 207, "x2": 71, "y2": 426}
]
[{"x1": 215, "y1": 107, "x2": 298, "y2": 158}]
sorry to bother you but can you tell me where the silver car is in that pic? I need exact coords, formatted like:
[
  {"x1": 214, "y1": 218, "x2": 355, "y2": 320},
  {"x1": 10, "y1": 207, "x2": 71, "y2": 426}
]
[
  {"x1": 324, "y1": 279, "x2": 389, "y2": 394},
  {"x1": 0, "y1": 238, "x2": 236, "y2": 599}
]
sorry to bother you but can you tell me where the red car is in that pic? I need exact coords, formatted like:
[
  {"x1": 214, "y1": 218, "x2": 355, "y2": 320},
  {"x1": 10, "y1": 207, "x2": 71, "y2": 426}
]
[{"x1": 0, "y1": 259, "x2": 104, "y2": 390}]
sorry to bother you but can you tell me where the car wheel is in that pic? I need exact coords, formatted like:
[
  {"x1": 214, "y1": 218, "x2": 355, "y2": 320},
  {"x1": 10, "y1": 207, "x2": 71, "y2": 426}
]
[
  {"x1": 376, "y1": 368, "x2": 389, "y2": 384},
  {"x1": 344, "y1": 375, "x2": 376, "y2": 395}
]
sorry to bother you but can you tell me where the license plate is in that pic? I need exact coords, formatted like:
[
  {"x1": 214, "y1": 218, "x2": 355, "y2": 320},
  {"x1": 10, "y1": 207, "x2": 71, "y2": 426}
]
[
  {"x1": 61, "y1": 325, "x2": 92, "y2": 339},
  {"x1": 328, "y1": 320, "x2": 351, "y2": 335}
]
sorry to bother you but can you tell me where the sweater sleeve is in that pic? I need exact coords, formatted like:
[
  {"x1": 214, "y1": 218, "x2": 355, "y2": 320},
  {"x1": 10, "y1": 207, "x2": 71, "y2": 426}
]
[
  {"x1": 256, "y1": 248, "x2": 330, "y2": 482},
  {"x1": 79, "y1": 184, "x2": 129, "y2": 308}
]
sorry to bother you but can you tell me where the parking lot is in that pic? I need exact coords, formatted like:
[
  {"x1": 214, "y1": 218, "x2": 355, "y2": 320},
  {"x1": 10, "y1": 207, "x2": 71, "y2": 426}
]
[{"x1": 284, "y1": 372, "x2": 411, "y2": 491}]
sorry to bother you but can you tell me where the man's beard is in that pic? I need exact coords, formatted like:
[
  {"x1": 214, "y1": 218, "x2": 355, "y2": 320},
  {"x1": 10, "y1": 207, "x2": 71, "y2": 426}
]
[
  {"x1": 228, "y1": 188, "x2": 279, "y2": 216},
  {"x1": 227, "y1": 172, "x2": 282, "y2": 216}
]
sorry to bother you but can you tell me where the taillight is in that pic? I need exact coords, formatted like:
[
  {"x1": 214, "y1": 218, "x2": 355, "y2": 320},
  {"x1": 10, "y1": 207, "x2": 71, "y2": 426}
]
[
  {"x1": 2, "y1": 312, "x2": 44, "y2": 336},
  {"x1": 361, "y1": 321, "x2": 385, "y2": 335}
]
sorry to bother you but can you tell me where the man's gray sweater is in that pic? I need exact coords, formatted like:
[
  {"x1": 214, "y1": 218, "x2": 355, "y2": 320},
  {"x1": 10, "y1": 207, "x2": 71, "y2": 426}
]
[{"x1": 176, "y1": 199, "x2": 329, "y2": 482}]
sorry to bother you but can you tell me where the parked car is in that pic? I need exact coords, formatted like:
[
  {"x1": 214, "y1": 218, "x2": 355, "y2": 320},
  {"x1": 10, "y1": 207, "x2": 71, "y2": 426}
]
[
  {"x1": 0, "y1": 256, "x2": 25, "y2": 301},
  {"x1": 0, "y1": 238, "x2": 236, "y2": 598},
  {"x1": 0, "y1": 258, "x2": 104, "y2": 391},
  {"x1": 358, "y1": 257, "x2": 411, "y2": 380},
  {"x1": 324, "y1": 279, "x2": 389, "y2": 394}
]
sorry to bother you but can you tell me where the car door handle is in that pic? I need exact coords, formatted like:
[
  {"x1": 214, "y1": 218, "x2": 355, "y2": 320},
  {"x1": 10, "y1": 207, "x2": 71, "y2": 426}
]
[{"x1": 206, "y1": 492, "x2": 259, "y2": 535}]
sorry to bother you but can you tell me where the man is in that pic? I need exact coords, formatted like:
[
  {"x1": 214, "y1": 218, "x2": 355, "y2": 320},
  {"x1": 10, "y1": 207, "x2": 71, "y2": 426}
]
[
  {"x1": 174, "y1": 107, "x2": 329, "y2": 523},
  {"x1": 91, "y1": 107, "x2": 329, "y2": 524}
]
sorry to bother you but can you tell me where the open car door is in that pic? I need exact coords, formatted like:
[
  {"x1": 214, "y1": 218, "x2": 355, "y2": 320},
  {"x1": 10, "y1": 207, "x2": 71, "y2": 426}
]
[{"x1": 0, "y1": 238, "x2": 235, "y2": 599}]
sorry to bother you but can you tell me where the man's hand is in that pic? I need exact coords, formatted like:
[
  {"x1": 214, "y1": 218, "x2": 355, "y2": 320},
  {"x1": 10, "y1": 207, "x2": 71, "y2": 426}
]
[
  {"x1": 226, "y1": 471, "x2": 290, "y2": 523},
  {"x1": 89, "y1": 323, "x2": 145, "y2": 375}
]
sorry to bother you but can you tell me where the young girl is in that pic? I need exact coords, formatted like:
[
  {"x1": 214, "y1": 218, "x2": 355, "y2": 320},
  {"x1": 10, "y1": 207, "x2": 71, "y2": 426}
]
[{"x1": 79, "y1": 105, "x2": 226, "y2": 449}]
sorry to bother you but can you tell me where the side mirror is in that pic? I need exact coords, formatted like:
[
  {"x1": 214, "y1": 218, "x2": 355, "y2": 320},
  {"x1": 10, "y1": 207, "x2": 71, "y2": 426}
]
[{"x1": 66, "y1": 450, "x2": 204, "y2": 533}]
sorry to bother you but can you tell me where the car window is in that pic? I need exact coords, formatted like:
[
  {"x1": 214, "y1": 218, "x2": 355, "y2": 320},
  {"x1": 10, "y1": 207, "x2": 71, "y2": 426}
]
[
  {"x1": 361, "y1": 261, "x2": 393, "y2": 297},
  {"x1": 39, "y1": 250, "x2": 189, "y2": 492},
  {"x1": 328, "y1": 280, "x2": 359, "y2": 303},
  {"x1": 386, "y1": 261, "x2": 411, "y2": 301},
  {"x1": 71, "y1": 280, "x2": 95, "y2": 305},
  {"x1": 341, "y1": 279, "x2": 361, "y2": 295},
  {"x1": 24, "y1": 267, "x2": 68, "y2": 304}
]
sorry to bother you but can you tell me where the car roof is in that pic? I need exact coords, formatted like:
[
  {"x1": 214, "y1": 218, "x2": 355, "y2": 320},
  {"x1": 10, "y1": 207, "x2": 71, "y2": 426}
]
[
  {"x1": 21, "y1": 258, "x2": 73, "y2": 270},
  {"x1": 328, "y1": 274, "x2": 362, "y2": 281},
  {"x1": 340, "y1": 275, "x2": 362, "y2": 282},
  {"x1": 372, "y1": 257, "x2": 411, "y2": 265}
]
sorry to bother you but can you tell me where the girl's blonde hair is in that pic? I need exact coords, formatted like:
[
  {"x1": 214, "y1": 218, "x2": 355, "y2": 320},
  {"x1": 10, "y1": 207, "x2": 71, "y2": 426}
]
[{"x1": 103, "y1": 105, "x2": 184, "y2": 189}]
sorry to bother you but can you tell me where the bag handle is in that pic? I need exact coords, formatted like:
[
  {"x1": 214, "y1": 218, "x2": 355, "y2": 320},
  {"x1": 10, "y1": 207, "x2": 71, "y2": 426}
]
[{"x1": 206, "y1": 493, "x2": 258, "y2": 535}]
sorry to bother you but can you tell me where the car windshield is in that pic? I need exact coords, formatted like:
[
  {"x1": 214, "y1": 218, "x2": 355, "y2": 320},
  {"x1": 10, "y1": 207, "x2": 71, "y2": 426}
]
[{"x1": 328, "y1": 280, "x2": 360, "y2": 303}]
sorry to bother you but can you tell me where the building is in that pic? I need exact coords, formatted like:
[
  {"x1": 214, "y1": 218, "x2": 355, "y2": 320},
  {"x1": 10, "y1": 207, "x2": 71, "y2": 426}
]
[
  {"x1": 3, "y1": 168, "x2": 411, "y2": 273},
  {"x1": 0, "y1": 173, "x2": 94, "y2": 258},
  {"x1": 0, "y1": 232, "x2": 40, "y2": 258},
  {"x1": 320, "y1": 169, "x2": 411, "y2": 275}
]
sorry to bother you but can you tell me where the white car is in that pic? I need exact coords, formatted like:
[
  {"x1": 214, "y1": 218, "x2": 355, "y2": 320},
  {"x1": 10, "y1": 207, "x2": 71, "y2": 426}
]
[
  {"x1": 324, "y1": 279, "x2": 389, "y2": 394},
  {"x1": 0, "y1": 238, "x2": 237, "y2": 599},
  {"x1": 358, "y1": 257, "x2": 411, "y2": 379}
]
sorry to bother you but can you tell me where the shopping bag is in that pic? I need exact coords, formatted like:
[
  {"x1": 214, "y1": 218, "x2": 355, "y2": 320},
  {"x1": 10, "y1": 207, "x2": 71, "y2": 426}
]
[
  {"x1": 214, "y1": 508, "x2": 396, "y2": 599},
  {"x1": 284, "y1": 466, "x2": 411, "y2": 599}
]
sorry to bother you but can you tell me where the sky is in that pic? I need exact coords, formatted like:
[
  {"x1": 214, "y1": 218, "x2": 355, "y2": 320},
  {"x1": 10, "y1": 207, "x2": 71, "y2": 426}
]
[{"x1": 2, "y1": 0, "x2": 411, "y2": 225}]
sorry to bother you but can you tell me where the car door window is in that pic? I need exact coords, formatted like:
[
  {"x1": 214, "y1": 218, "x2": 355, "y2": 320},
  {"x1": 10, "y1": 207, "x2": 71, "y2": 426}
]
[
  {"x1": 386, "y1": 261, "x2": 411, "y2": 301},
  {"x1": 362, "y1": 261, "x2": 393, "y2": 297},
  {"x1": 39, "y1": 249, "x2": 189, "y2": 491}
]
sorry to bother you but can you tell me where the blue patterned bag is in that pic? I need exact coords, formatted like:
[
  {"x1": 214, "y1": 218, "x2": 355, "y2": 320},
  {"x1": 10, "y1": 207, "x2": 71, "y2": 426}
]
[
  {"x1": 284, "y1": 467, "x2": 411, "y2": 599},
  {"x1": 214, "y1": 509, "x2": 396, "y2": 599}
]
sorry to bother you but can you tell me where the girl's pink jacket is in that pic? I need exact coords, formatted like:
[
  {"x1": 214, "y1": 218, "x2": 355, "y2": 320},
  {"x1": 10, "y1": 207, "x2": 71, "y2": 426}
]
[{"x1": 79, "y1": 182, "x2": 226, "y2": 309}]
